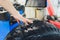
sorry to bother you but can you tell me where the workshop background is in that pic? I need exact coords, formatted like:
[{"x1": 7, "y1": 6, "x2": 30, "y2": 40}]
[
  {"x1": 10, "y1": 0, "x2": 60, "y2": 20},
  {"x1": 0, "y1": 0, "x2": 60, "y2": 40}
]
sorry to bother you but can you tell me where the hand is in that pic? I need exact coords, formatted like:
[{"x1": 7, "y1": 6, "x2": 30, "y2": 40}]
[
  {"x1": 12, "y1": 13, "x2": 33, "y2": 25},
  {"x1": 21, "y1": 18, "x2": 33, "y2": 25}
]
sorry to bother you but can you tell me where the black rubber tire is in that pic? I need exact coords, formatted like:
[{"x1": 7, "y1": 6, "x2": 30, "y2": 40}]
[{"x1": 6, "y1": 20, "x2": 60, "y2": 40}]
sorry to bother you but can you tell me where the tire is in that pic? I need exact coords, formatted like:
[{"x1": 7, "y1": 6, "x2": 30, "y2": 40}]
[{"x1": 6, "y1": 20, "x2": 60, "y2": 40}]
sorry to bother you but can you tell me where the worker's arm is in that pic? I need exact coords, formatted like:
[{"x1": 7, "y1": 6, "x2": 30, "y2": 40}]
[{"x1": 0, "y1": 0, "x2": 32, "y2": 24}]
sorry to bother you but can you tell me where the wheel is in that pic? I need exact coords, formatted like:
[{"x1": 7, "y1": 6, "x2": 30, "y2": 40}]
[{"x1": 6, "y1": 20, "x2": 60, "y2": 40}]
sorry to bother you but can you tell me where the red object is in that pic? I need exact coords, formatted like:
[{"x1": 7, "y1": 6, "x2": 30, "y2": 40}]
[
  {"x1": 49, "y1": 20, "x2": 60, "y2": 29},
  {"x1": 47, "y1": 6, "x2": 54, "y2": 16},
  {"x1": 47, "y1": 0, "x2": 54, "y2": 16},
  {"x1": 47, "y1": 0, "x2": 60, "y2": 29}
]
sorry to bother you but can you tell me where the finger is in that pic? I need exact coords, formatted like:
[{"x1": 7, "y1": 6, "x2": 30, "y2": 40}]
[
  {"x1": 17, "y1": 20, "x2": 20, "y2": 24},
  {"x1": 26, "y1": 19, "x2": 33, "y2": 23},
  {"x1": 15, "y1": 18, "x2": 20, "y2": 24},
  {"x1": 22, "y1": 20, "x2": 28, "y2": 25},
  {"x1": 23, "y1": 20, "x2": 28, "y2": 25},
  {"x1": 25, "y1": 22, "x2": 29, "y2": 25}
]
